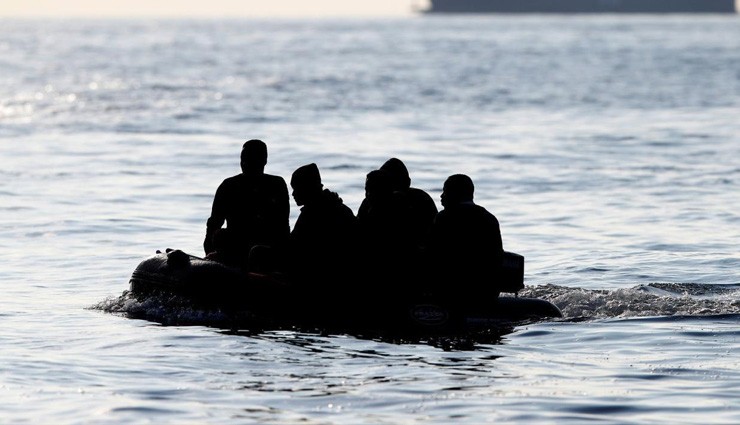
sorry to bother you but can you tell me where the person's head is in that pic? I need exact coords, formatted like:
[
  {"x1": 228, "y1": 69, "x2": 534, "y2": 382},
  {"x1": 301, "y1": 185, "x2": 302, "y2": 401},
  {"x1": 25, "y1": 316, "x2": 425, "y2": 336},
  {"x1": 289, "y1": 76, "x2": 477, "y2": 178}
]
[
  {"x1": 379, "y1": 157, "x2": 411, "y2": 192},
  {"x1": 241, "y1": 139, "x2": 268, "y2": 175},
  {"x1": 441, "y1": 174, "x2": 474, "y2": 208},
  {"x1": 290, "y1": 163, "x2": 323, "y2": 206},
  {"x1": 364, "y1": 169, "x2": 393, "y2": 203}
]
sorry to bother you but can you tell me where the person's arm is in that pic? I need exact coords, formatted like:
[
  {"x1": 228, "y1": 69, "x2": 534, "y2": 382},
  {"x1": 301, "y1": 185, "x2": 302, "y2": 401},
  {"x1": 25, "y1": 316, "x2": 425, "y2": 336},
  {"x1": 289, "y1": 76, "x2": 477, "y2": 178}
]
[
  {"x1": 278, "y1": 178, "x2": 290, "y2": 238},
  {"x1": 204, "y1": 183, "x2": 227, "y2": 254},
  {"x1": 491, "y1": 214, "x2": 504, "y2": 255}
]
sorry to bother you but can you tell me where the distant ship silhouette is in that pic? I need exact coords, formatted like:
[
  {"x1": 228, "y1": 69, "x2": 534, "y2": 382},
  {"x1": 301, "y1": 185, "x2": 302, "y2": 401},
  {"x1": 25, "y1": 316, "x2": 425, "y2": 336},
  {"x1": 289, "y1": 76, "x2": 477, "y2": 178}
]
[{"x1": 423, "y1": 0, "x2": 738, "y2": 14}]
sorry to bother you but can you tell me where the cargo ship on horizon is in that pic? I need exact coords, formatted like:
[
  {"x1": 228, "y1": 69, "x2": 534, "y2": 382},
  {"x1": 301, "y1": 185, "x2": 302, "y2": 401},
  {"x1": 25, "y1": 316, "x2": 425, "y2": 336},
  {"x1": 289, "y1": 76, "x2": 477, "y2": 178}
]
[{"x1": 423, "y1": 0, "x2": 738, "y2": 14}]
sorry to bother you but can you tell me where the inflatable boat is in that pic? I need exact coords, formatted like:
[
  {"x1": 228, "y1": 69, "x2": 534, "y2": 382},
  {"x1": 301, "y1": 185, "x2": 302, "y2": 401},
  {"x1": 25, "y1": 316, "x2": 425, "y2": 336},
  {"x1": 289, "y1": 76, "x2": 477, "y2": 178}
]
[{"x1": 128, "y1": 249, "x2": 562, "y2": 335}]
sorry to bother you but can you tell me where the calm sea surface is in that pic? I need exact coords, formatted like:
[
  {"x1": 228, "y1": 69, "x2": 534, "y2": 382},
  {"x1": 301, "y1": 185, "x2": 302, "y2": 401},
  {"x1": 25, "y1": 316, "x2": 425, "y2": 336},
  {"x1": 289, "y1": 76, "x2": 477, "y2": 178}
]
[{"x1": 1, "y1": 15, "x2": 739, "y2": 424}]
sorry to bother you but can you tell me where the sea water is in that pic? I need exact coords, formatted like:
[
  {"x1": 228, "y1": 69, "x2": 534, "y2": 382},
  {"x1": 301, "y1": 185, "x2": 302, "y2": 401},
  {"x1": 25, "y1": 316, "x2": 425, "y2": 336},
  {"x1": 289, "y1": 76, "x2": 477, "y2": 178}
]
[{"x1": 1, "y1": 15, "x2": 738, "y2": 424}]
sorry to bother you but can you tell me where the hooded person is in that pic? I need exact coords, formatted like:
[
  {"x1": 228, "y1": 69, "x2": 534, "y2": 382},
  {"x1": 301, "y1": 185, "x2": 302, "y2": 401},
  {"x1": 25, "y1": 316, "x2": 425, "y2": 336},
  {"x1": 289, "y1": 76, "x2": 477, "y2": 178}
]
[
  {"x1": 358, "y1": 157, "x2": 438, "y2": 250},
  {"x1": 287, "y1": 163, "x2": 358, "y2": 289}
]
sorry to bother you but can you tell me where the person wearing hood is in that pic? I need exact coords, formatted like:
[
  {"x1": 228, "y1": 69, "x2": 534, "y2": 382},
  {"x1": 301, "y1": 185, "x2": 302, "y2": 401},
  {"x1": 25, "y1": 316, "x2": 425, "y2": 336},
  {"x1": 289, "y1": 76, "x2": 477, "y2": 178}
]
[
  {"x1": 358, "y1": 157, "x2": 438, "y2": 250},
  {"x1": 356, "y1": 168, "x2": 417, "y2": 298},
  {"x1": 287, "y1": 163, "x2": 358, "y2": 290}
]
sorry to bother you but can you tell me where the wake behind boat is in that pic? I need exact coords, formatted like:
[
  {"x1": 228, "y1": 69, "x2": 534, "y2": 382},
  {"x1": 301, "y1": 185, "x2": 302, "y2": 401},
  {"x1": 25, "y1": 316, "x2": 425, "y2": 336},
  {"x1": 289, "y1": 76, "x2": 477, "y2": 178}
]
[{"x1": 127, "y1": 249, "x2": 562, "y2": 336}]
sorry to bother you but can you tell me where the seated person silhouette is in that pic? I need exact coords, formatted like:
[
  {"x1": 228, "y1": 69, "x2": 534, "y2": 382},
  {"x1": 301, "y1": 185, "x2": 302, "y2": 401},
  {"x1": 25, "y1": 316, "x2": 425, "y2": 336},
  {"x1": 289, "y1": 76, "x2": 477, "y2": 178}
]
[
  {"x1": 357, "y1": 169, "x2": 420, "y2": 299},
  {"x1": 427, "y1": 174, "x2": 504, "y2": 311},
  {"x1": 204, "y1": 139, "x2": 290, "y2": 268},
  {"x1": 359, "y1": 158, "x2": 437, "y2": 251},
  {"x1": 286, "y1": 163, "x2": 358, "y2": 293}
]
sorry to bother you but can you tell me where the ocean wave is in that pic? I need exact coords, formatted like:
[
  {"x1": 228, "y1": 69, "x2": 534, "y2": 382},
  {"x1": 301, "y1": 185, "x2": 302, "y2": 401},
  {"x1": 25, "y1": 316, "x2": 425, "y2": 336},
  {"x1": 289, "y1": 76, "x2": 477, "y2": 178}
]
[{"x1": 522, "y1": 283, "x2": 740, "y2": 320}]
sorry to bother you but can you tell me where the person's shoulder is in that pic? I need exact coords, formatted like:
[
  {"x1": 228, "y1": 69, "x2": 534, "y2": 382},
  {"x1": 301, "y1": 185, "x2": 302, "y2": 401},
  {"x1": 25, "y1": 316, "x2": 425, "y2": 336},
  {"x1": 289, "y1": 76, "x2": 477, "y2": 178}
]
[
  {"x1": 408, "y1": 187, "x2": 433, "y2": 198},
  {"x1": 341, "y1": 201, "x2": 355, "y2": 215},
  {"x1": 330, "y1": 191, "x2": 355, "y2": 215},
  {"x1": 219, "y1": 173, "x2": 243, "y2": 188},
  {"x1": 263, "y1": 173, "x2": 287, "y2": 183},
  {"x1": 325, "y1": 191, "x2": 355, "y2": 215},
  {"x1": 434, "y1": 207, "x2": 451, "y2": 220},
  {"x1": 440, "y1": 202, "x2": 477, "y2": 218},
  {"x1": 263, "y1": 173, "x2": 288, "y2": 188},
  {"x1": 473, "y1": 204, "x2": 499, "y2": 222},
  {"x1": 339, "y1": 203, "x2": 358, "y2": 224},
  {"x1": 409, "y1": 187, "x2": 437, "y2": 205}
]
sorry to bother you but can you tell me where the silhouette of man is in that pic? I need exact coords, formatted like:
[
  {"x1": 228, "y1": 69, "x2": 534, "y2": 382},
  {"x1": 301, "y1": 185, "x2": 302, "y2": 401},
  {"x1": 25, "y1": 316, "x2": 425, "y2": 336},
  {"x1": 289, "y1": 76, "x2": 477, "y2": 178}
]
[
  {"x1": 204, "y1": 139, "x2": 290, "y2": 266},
  {"x1": 358, "y1": 158, "x2": 437, "y2": 250},
  {"x1": 287, "y1": 163, "x2": 357, "y2": 289},
  {"x1": 427, "y1": 174, "x2": 504, "y2": 309}
]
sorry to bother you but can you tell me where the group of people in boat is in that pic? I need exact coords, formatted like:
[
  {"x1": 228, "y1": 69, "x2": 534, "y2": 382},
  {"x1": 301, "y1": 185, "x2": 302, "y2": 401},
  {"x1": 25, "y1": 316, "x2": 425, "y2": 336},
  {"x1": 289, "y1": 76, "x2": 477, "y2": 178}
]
[{"x1": 202, "y1": 139, "x2": 505, "y2": 308}]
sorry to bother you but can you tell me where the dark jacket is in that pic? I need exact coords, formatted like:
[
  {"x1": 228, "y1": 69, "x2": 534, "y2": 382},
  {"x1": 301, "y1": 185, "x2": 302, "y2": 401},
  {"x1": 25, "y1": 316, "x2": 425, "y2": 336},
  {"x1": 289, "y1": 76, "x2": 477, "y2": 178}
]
[
  {"x1": 289, "y1": 189, "x2": 358, "y2": 284},
  {"x1": 358, "y1": 186, "x2": 437, "y2": 250},
  {"x1": 428, "y1": 201, "x2": 504, "y2": 301}
]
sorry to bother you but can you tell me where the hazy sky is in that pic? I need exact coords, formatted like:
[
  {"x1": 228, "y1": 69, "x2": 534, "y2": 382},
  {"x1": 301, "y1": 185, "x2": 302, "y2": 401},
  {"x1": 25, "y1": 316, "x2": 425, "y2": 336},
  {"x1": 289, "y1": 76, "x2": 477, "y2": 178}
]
[{"x1": 0, "y1": 0, "x2": 430, "y2": 17}]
